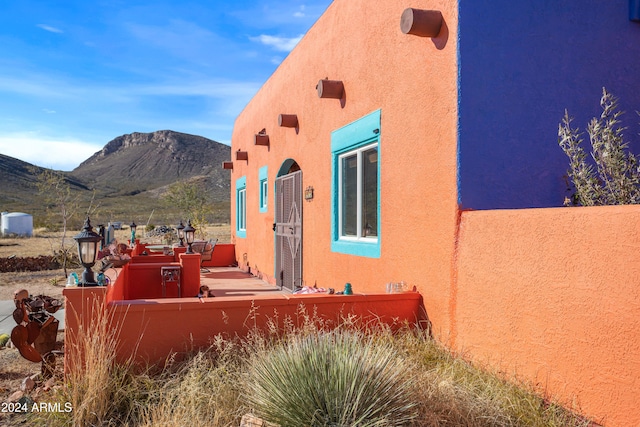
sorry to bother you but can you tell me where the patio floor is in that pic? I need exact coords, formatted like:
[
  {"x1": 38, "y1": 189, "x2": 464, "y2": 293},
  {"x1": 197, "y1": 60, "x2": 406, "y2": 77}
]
[{"x1": 199, "y1": 266, "x2": 288, "y2": 298}]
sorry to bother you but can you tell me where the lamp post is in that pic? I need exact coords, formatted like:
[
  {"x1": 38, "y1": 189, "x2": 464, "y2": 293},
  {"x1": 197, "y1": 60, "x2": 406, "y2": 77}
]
[
  {"x1": 183, "y1": 220, "x2": 196, "y2": 254},
  {"x1": 176, "y1": 221, "x2": 185, "y2": 247},
  {"x1": 130, "y1": 221, "x2": 137, "y2": 247},
  {"x1": 73, "y1": 217, "x2": 103, "y2": 286}
]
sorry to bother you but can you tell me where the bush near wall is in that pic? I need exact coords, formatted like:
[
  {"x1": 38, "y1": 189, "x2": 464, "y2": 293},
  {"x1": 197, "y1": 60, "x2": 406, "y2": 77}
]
[{"x1": 0, "y1": 256, "x2": 60, "y2": 272}]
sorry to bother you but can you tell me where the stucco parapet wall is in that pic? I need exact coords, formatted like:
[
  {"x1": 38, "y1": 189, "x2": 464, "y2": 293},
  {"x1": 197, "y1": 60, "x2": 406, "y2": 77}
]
[
  {"x1": 459, "y1": 203, "x2": 640, "y2": 217},
  {"x1": 103, "y1": 291, "x2": 426, "y2": 367},
  {"x1": 108, "y1": 292, "x2": 424, "y2": 314}
]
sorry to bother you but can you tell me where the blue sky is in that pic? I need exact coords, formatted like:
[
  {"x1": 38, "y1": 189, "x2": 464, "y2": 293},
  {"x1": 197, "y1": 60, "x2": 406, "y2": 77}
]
[{"x1": 0, "y1": 0, "x2": 332, "y2": 171}]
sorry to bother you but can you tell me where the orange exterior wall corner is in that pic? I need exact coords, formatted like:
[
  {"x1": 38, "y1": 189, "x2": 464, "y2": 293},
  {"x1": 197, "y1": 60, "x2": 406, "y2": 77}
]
[
  {"x1": 230, "y1": 0, "x2": 460, "y2": 338},
  {"x1": 226, "y1": 0, "x2": 640, "y2": 424}
]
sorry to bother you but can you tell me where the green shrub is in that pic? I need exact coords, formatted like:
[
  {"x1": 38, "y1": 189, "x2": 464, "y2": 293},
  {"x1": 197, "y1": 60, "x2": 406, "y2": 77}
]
[
  {"x1": 245, "y1": 329, "x2": 419, "y2": 427},
  {"x1": 559, "y1": 87, "x2": 640, "y2": 206}
]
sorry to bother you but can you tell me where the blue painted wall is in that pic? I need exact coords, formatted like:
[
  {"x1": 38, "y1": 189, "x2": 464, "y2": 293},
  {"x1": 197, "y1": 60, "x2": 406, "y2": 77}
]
[{"x1": 458, "y1": 1, "x2": 640, "y2": 209}]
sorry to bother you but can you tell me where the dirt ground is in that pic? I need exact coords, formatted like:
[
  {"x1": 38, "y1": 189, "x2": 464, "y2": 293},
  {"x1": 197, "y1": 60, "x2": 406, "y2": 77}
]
[
  {"x1": 0, "y1": 270, "x2": 66, "y2": 301},
  {"x1": 0, "y1": 332, "x2": 64, "y2": 426}
]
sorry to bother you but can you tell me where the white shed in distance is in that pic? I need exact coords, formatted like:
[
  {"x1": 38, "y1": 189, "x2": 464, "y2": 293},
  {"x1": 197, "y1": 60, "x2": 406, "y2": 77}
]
[{"x1": 1, "y1": 212, "x2": 33, "y2": 237}]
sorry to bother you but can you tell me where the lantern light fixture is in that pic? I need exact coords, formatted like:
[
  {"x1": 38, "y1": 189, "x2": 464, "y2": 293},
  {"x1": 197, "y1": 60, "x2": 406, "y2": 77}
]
[
  {"x1": 176, "y1": 221, "x2": 185, "y2": 247},
  {"x1": 183, "y1": 220, "x2": 196, "y2": 254},
  {"x1": 73, "y1": 217, "x2": 103, "y2": 286}
]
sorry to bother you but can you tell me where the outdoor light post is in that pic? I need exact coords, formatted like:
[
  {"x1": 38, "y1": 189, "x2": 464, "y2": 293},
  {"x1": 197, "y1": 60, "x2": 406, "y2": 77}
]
[
  {"x1": 176, "y1": 220, "x2": 185, "y2": 247},
  {"x1": 73, "y1": 217, "x2": 103, "y2": 286},
  {"x1": 130, "y1": 221, "x2": 137, "y2": 247},
  {"x1": 183, "y1": 220, "x2": 196, "y2": 254}
]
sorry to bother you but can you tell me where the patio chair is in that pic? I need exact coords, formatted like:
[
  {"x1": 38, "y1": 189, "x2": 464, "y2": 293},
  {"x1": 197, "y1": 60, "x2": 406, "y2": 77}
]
[{"x1": 191, "y1": 239, "x2": 217, "y2": 273}]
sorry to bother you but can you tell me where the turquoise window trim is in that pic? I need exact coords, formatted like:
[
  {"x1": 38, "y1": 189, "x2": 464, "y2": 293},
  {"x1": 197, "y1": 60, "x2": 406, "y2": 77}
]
[
  {"x1": 259, "y1": 166, "x2": 268, "y2": 213},
  {"x1": 236, "y1": 176, "x2": 246, "y2": 238},
  {"x1": 331, "y1": 109, "x2": 381, "y2": 258},
  {"x1": 331, "y1": 109, "x2": 381, "y2": 153}
]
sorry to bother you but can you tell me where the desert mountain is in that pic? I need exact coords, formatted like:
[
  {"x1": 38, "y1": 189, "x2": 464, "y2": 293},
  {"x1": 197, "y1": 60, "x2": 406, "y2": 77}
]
[
  {"x1": 71, "y1": 130, "x2": 230, "y2": 199},
  {"x1": 0, "y1": 154, "x2": 89, "y2": 207},
  {"x1": 0, "y1": 130, "x2": 231, "y2": 226}
]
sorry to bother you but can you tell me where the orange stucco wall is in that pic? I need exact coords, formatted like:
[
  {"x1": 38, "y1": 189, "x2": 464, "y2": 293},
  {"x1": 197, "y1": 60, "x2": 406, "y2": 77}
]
[
  {"x1": 228, "y1": 0, "x2": 640, "y2": 424},
  {"x1": 455, "y1": 205, "x2": 640, "y2": 427},
  {"x1": 230, "y1": 0, "x2": 459, "y2": 336}
]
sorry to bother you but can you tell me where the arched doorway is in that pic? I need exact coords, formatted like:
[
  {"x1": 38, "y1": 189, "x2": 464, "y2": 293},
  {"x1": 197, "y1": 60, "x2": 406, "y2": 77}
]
[{"x1": 275, "y1": 159, "x2": 302, "y2": 292}]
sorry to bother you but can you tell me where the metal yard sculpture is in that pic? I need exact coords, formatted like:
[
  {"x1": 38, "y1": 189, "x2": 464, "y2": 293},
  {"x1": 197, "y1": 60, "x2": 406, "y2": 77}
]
[{"x1": 10, "y1": 289, "x2": 62, "y2": 376}]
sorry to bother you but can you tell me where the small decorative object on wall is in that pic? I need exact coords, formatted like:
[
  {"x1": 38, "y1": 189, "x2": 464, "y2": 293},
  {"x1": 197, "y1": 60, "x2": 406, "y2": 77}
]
[
  {"x1": 317, "y1": 79, "x2": 344, "y2": 99},
  {"x1": 305, "y1": 186, "x2": 314, "y2": 201},
  {"x1": 255, "y1": 128, "x2": 270, "y2": 146},
  {"x1": 278, "y1": 114, "x2": 299, "y2": 128},
  {"x1": 236, "y1": 150, "x2": 248, "y2": 161},
  {"x1": 400, "y1": 8, "x2": 443, "y2": 37}
]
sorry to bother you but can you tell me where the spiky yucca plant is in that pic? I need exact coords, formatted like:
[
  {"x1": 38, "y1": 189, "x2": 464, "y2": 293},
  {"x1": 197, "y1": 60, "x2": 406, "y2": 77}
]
[
  {"x1": 246, "y1": 330, "x2": 419, "y2": 427},
  {"x1": 559, "y1": 88, "x2": 640, "y2": 206}
]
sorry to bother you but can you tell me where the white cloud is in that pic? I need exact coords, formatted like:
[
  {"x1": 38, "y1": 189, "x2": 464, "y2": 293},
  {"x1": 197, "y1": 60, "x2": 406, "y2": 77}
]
[
  {"x1": 0, "y1": 133, "x2": 101, "y2": 171},
  {"x1": 37, "y1": 24, "x2": 63, "y2": 34},
  {"x1": 294, "y1": 5, "x2": 306, "y2": 18},
  {"x1": 251, "y1": 34, "x2": 303, "y2": 52},
  {"x1": 0, "y1": 71, "x2": 260, "y2": 107}
]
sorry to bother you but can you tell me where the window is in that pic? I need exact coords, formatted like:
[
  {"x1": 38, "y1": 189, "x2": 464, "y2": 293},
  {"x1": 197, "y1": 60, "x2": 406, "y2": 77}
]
[
  {"x1": 331, "y1": 109, "x2": 381, "y2": 258},
  {"x1": 236, "y1": 176, "x2": 246, "y2": 238},
  {"x1": 259, "y1": 166, "x2": 268, "y2": 213},
  {"x1": 339, "y1": 144, "x2": 378, "y2": 239}
]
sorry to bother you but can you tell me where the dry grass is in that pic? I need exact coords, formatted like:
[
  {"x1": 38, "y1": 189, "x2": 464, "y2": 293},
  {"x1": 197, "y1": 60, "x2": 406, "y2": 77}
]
[
  {"x1": 136, "y1": 341, "x2": 246, "y2": 426},
  {"x1": 63, "y1": 299, "x2": 132, "y2": 426},
  {"x1": 26, "y1": 312, "x2": 594, "y2": 427},
  {"x1": 392, "y1": 330, "x2": 593, "y2": 426}
]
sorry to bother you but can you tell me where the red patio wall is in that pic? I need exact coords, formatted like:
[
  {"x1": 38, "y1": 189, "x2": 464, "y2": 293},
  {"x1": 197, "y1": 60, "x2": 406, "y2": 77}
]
[
  {"x1": 125, "y1": 262, "x2": 182, "y2": 299},
  {"x1": 118, "y1": 253, "x2": 201, "y2": 300},
  {"x1": 454, "y1": 205, "x2": 640, "y2": 427},
  {"x1": 65, "y1": 285, "x2": 426, "y2": 367},
  {"x1": 202, "y1": 243, "x2": 236, "y2": 267},
  {"x1": 109, "y1": 292, "x2": 425, "y2": 366}
]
